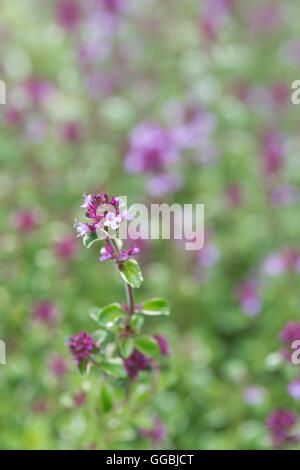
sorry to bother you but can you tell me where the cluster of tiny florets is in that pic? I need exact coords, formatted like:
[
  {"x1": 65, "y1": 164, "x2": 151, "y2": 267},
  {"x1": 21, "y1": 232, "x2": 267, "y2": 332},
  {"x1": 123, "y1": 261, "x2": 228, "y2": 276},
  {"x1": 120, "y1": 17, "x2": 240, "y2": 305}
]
[{"x1": 68, "y1": 331, "x2": 95, "y2": 364}]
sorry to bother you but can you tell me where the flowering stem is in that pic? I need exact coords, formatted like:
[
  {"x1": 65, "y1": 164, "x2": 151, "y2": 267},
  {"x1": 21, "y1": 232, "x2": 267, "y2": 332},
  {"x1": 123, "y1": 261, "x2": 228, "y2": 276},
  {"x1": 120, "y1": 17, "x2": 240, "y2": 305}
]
[{"x1": 107, "y1": 237, "x2": 135, "y2": 319}]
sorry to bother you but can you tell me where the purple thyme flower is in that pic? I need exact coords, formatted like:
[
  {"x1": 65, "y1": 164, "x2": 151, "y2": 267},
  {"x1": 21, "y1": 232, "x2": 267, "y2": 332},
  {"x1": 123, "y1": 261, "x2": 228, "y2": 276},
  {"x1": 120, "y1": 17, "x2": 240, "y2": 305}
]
[
  {"x1": 287, "y1": 380, "x2": 300, "y2": 400},
  {"x1": 75, "y1": 192, "x2": 131, "y2": 237},
  {"x1": 74, "y1": 219, "x2": 91, "y2": 238},
  {"x1": 68, "y1": 331, "x2": 95, "y2": 364},
  {"x1": 99, "y1": 240, "x2": 140, "y2": 262},
  {"x1": 154, "y1": 335, "x2": 170, "y2": 356},
  {"x1": 266, "y1": 409, "x2": 299, "y2": 448},
  {"x1": 124, "y1": 348, "x2": 151, "y2": 378}
]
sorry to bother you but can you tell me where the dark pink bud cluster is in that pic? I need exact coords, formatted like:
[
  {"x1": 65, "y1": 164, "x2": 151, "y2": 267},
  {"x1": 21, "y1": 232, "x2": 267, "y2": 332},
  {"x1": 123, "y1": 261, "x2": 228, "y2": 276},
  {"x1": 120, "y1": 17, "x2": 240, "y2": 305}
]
[
  {"x1": 68, "y1": 331, "x2": 95, "y2": 364},
  {"x1": 266, "y1": 409, "x2": 299, "y2": 448},
  {"x1": 124, "y1": 349, "x2": 151, "y2": 378},
  {"x1": 99, "y1": 239, "x2": 140, "y2": 262}
]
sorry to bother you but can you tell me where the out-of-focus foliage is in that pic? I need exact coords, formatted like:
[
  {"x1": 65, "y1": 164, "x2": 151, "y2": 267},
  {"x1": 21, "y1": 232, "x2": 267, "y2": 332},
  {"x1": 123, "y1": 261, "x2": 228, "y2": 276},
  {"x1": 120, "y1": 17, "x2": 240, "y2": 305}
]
[{"x1": 1, "y1": 0, "x2": 300, "y2": 450}]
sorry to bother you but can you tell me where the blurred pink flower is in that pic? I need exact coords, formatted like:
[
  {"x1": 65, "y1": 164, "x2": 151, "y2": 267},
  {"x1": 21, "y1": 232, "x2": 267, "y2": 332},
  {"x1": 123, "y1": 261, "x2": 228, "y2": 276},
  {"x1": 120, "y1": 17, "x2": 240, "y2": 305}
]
[
  {"x1": 225, "y1": 184, "x2": 243, "y2": 207},
  {"x1": 32, "y1": 301, "x2": 60, "y2": 327},
  {"x1": 269, "y1": 185, "x2": 299, "y2": 206},
  {"x1": 101, "y1": 0, "x2": 124, "y2": 15},
  {"x1": 147, "y1": 173, "x2": 182, "y2": 197},
  {"x1": 236, "y1": 281, "x2": 262, "y2": 317},
  {"x1": 287, "y1": 380, "x2": 300, "y2": 400},
  {"x1": 73, "y1": 391, "x2": 86, "y2": 407},
  {"x1": 266, "y1": 409, "x2": 298, "y2": 448},
  {"x1": 32, "y1": 398, "x2": 50, "y2": 414},
  {"x1": 61, "y1": 121, "x2": 82, "y2": 143},
  {"x1": 139, "y1": 417, "x2": 167, "y2": 446},
  {"x1": 57, "y1": 0, "x2": 82, "y2": 30},
  {"x1": 54, "y1": 235, "x2": 79, "y2": 261},
  {"x1": 12, "y1": 209, "x2": 40, "y2": 233},
  {"x1": 24, "y1": 78, "x2": 53, "y2": 104},
  {"x1": 200, "y1": 0, "x2": 235, "y2": 41},
  {"x1": 197, "y1": 242, "x2": 220, "y2": 268},
  {"x1": 49, "y1": 355, "x2": 69, "y2": 378},
  {"x1": 125, "y1": 121, "x2": 179, "y2": 174},
  {"x1": 172, "y1": 108, "x2": 216, "y2": 150},
  {"x1": 4, "y1": 107, "x2": 23, "y2": 127},
  {"x1": 279, "y1": 322, "x2": 300, "y2": 344},
  {"x1": 25, "y1": 117, "x2": 47, "y2": 143},
  {"x1": 261, "y1": 130, "x2": 285, "y2": 176},
  {"x1": 248, "y1": 3, "x2": 282, "y2": 35},
  {"x1": 263, "y1": 249, "x2": 300, "y2": 276},
  {"x1": 279, "y1": 40, "x2": 300, "y2": 67},
  {"x1": 243, "y1": 386, "x2": 265, "y2": 405}
]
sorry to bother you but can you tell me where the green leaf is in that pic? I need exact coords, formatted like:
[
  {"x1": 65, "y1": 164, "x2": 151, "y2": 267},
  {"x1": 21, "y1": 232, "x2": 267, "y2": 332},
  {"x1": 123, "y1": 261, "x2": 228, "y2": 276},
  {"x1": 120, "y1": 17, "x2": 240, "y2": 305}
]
[
  {"x1": 89, "y1": 303, "x2": 124, "y2": 327},
  {"x1": 92, "y1": 329, "x2": 108, "y2": 345},
  {"x1": 100, "y1": 383, "x2": 114, "y2": 412},
  {"x1": 141, "y1": 298, "x2": 170, "y2": 316},
  {"x1": 134, "y1": 335, "x2": 160, "y2": 359},
  {"x1": 118, "y1": 259, "x2": 143, "y2": 288},
  {"x1": 119, "y1": 338, "x2": 134, "y2": 358},
  {"x1": 83, "y1": 232, "x2": 100, "y2": 248},
  {"x1": 130, "y1": 314, "x2": 144, "y2": 332},
  {"x1": 100, "y1": 359, "x2": 127, "y2": 378}
]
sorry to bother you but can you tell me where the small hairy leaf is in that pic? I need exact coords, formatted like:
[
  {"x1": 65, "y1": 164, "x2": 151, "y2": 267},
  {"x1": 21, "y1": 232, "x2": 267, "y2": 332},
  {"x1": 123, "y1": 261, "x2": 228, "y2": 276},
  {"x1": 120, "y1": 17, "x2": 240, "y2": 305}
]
[
  {"x1": 141, "y1": 298, "x2": 170, "y2": 316},
  {"x1": 118, "y1": 259, "x2": 143, "y2": 288}
]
